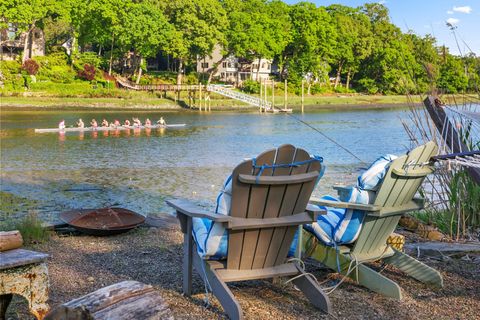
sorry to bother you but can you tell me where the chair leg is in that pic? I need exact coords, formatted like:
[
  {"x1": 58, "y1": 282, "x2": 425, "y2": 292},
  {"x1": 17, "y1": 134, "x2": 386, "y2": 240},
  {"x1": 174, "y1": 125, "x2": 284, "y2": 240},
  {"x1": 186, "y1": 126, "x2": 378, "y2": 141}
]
[
  {"x1": 307, "y1": 238, "x2": 403, "y2": 300},
  {"x1": 183, "y1": 218, "x2": 193, "y2": 296},
  {"x1": 291, "y1": 272, "x2": 331, "y2": 314},
  {"x1": 383, "y1": 248, "x2": 444, "y2": 288},
  {"x1": 192, "y1": 254, "x2": 243, "y2": 320}
]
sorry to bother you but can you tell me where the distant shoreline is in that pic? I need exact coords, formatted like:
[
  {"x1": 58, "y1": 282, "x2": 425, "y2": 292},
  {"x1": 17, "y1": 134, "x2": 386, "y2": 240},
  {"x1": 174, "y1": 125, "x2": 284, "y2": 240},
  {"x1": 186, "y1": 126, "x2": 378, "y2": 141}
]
[{"x1": 0, "y1": 94, "x2": 418, "y2": 111}]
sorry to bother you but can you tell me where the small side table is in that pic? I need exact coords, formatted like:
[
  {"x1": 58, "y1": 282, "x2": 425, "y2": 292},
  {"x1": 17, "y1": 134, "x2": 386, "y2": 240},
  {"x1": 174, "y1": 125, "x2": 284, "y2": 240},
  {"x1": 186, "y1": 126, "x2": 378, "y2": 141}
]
[{"x1": 0, "y1": 249, "x2": 49, "y2": 320}]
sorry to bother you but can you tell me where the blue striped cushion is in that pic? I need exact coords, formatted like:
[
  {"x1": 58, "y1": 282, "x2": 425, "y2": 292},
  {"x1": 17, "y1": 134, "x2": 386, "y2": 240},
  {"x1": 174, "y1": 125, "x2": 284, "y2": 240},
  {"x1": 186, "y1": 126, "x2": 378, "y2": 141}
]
[
  {"x1": 358, "y1": 154, "x2": 397, "y2": 191},
  {"x1": 304, "y1": 195, "x2": 364, "y2": 246},
  {"x1": 192, "y1": 175, "x2": 232, "y2": 259},
  {"x1": 305, "y1": 154, "x2": 397, "y2": 246}
]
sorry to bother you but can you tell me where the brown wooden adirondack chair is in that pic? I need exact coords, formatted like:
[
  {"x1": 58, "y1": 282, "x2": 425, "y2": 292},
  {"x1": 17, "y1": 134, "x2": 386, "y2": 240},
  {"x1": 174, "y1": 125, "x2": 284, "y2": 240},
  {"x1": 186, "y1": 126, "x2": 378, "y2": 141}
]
[
  {"x1": 167, "y1": 144, "x2": 331, "y2": 320},
  {"x1": 304, "y1": 141, "x2": 443, "y2": 300}
]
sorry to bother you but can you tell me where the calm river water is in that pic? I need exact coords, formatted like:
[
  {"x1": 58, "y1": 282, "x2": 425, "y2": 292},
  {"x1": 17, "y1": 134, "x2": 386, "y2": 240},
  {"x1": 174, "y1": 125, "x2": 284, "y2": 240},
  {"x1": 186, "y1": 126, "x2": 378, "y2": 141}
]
[{"x1": 0, "y1": 108, "x2": 413, "y2": 223}]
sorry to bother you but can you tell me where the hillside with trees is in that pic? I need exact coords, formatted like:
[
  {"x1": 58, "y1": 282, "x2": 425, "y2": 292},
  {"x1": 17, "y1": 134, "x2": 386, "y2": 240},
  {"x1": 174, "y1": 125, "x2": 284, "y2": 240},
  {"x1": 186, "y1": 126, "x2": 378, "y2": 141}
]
[{"x1": 1, "y1": 0, "x2": 478, "y2": 95}]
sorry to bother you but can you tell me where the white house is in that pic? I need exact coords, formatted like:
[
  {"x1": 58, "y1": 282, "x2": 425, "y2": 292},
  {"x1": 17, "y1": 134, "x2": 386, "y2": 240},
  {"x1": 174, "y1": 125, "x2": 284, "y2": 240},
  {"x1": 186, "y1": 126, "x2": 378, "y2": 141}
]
[{"x1": 197, "y1": 45, "x2": 273, "y2": 84}]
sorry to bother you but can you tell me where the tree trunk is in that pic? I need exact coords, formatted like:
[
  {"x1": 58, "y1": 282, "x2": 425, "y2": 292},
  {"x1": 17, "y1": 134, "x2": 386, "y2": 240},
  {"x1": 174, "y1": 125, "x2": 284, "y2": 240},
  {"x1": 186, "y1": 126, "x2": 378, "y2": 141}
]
[
  {"x1": 334, "y1": 60, "x2": 343, "y2": 89},
  {"x1": 307, "y1": 82, "x2": 311, "y2": 95},
  {"x1": 177, "y1": 59, "x2": 183, "y2": 85},
  {"x1": 136, "y1": 56, "x2": 143, "y2": 84},
  {"x1": 256, "y1": 57, "x2": 261, "y2": 82},
  {"x1": 108, "y1": 33, "x2": 114, "y2": 75},
  {"x1": 22, "y1": 24, "x2": 35, "y2": 63},
  {"x1": 98, "y1": 45, "x2": 102, "y2": 56},
  {"x1": 346, "y1": 68, "x2": 351, "y2": 90}
]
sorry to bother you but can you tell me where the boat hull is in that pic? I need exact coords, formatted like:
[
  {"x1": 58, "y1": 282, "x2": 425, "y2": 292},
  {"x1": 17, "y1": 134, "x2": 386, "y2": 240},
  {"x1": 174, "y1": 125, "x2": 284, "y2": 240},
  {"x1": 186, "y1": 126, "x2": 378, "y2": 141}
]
[{"x1": 34, "y1": 124, "x2": 186, "y2": 133}]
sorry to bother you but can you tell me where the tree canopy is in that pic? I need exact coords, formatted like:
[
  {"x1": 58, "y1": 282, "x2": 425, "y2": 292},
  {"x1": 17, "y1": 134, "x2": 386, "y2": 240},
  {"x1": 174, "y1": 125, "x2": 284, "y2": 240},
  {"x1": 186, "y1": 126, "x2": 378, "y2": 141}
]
[{"x1": 1, "y1": 0, "x2": 477, "y2": 93}]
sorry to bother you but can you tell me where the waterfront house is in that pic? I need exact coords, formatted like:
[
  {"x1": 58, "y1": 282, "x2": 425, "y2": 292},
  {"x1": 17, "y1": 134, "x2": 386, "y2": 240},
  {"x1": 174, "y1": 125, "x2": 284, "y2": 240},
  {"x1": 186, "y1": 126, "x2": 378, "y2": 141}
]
[
  {"x1": 197, "y1": 45, "x2": 274, "y2": 84},
  {"x1": 0, "y1": 24, "x2": 45, "y2": 61}
]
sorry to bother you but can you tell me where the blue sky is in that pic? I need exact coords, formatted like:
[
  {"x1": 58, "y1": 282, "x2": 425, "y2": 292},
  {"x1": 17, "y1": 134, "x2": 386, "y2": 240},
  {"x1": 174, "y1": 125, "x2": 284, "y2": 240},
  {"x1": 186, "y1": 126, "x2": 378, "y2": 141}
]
[{"x1": 284, "y1": 0, "x2": 480, "y2": 56}]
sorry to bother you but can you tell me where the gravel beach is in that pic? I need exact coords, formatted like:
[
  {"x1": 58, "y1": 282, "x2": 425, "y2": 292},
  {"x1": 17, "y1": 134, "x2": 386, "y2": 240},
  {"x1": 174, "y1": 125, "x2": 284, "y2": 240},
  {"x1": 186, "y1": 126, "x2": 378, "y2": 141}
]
[{"x1": 5, "y1": 220, "x2": 480, "y2": 320}]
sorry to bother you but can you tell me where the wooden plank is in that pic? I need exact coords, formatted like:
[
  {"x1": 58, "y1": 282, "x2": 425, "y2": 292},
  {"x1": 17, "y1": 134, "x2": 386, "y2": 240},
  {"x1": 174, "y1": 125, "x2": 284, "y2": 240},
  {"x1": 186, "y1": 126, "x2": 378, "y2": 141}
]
[
  {"x1": 239, "y1": 149, "x2": 275, "y2": 269},
  {"x1": 0, "y1": 249, "x2": 48, "y2": 270},
  {"x1": 45, "y1": 281, "x2": 173, "y2": 320},
  {"x1": 227, "y1": 160, "x2": 255, "y2": 269},
  {"x1": 383, "y1": 248, "x2": 443, "y2": 287},
  {"x1": 227, "y1": 212, "x2": 314, "y2": 230},
  {"x1": 252, "y1": 145, "x2": 296, "y2": 269},
  {"x1": 183, "y1": 217, "x2": 193, "y2": 296},
  {"x1": 215, "y1": 262, "x2": 298, "y2": 282},
  {"x1": 238, "y1": 171, "x2": 319, "y2": 185}
]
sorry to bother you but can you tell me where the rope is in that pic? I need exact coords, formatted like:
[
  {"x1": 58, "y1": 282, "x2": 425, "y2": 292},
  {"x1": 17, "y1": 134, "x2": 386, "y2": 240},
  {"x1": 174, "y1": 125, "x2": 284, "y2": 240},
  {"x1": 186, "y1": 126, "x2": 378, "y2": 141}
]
[
  {"x1": 285, "y1": 113, "x2": 368, "y2": 164},
  {"x1": 251, "y1": 155, "x2": 324, "y2": 183}
]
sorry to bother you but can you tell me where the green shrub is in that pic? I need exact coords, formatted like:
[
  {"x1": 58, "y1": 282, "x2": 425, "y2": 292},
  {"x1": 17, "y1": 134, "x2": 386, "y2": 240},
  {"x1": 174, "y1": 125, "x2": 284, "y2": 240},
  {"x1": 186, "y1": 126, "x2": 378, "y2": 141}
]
[
  {"x1": 183, "y1": 73, "x2": 199, "y2": 84},
  {"x1": 310, "y1": 83, "x2": 329, "y2": 95},
  {"x1": 357, "y1": 78, "x2": 379, "y2": 94},
  {"x1": 241, "y1": 79, "x2": 260, "y2": 94},
  {"x1": 37, "y1": 65, "x2": 75, "y2": 83},
  {"x1": 75, "y1": 52, "x2": 103, "y2": 69},
  {"x1": 35, "y1": 51, "x2": 69, "y2": 68},
  {"x1": 0, "y1": 60, "x2": 22, "y2": 79}
]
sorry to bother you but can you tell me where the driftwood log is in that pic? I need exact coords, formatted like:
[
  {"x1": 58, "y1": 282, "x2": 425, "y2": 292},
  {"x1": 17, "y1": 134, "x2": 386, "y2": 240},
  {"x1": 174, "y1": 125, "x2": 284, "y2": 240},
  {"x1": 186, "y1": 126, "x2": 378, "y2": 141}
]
[
  {"x1": 0, "y1": 231, "x2": 23, "y2": 252},
  {"x1": 45, "y1": 281, "x2": 173, "y2": 320}
]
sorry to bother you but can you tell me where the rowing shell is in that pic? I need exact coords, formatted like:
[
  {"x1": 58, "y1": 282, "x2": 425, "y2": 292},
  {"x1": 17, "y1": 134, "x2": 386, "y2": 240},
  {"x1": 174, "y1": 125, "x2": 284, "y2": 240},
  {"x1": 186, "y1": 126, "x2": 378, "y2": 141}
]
[{"x1": 34, "y1": 124, "x2": 186, "y2": 133}]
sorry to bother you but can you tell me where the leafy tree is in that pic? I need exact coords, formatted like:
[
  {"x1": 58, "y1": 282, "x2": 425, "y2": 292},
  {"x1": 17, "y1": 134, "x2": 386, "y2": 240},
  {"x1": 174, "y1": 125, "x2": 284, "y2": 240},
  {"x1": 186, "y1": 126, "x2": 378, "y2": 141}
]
[
  {"x1": 438, "y1": 54, "x2": 468, "y2": 93},
  {"x1": 160, "y1": 0, "x2": 228, "y2": 84}
]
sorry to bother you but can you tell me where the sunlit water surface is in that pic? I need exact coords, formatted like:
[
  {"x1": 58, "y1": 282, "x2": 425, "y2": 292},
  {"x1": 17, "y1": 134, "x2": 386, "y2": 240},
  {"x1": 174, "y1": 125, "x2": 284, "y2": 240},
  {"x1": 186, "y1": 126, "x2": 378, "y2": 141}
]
[{"x1": 0, "y1": 108, "x2": 413, "y2": 223}]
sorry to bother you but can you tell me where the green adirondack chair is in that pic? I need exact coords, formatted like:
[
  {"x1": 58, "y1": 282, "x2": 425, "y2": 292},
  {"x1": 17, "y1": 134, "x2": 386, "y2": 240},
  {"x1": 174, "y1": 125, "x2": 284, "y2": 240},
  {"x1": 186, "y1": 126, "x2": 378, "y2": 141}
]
[{"x1": 303, "y1": 141, "x2": 443, "y2": 300}]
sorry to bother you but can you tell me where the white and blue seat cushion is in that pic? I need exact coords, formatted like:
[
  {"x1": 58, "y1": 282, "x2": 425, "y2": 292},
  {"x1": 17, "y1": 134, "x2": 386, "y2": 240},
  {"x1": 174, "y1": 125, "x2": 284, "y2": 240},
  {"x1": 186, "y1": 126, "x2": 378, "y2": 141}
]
[
  {"x1": 192, "y1": 175, "x2": 232, "y2": 260},
  {"x1": 305, "y1": 154, "x2": 397, "y2": 246}
]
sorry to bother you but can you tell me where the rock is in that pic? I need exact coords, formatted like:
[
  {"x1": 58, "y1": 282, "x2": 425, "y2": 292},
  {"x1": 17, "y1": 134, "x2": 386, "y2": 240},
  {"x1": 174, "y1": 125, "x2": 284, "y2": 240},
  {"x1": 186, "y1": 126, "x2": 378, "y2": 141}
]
[
  {"x1": 404, "y1": 241, "x2": 480, "y2": 258},
  {"x1": 87, "y1": 276, "x2": 95, "y2": 282}
]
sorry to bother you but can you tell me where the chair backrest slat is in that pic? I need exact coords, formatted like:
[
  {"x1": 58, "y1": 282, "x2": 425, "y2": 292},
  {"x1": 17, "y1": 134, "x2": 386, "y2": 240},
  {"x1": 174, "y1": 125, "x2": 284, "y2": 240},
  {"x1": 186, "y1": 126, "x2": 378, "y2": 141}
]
[{"x1": 227, "y1": 144, "x2": 321, "y2": 270}]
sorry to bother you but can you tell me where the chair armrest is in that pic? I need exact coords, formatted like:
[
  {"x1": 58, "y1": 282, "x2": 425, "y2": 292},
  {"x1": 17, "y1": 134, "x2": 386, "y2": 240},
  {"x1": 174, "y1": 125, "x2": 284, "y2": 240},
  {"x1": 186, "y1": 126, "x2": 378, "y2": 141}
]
[
  {"x1": 368, "y1": 198, "x2": 424, "y2": 217},
  {"x1": 166, "y1": 199, "x2": 232, "y2": 222},
  {"x1": 306, "y1": 203, "x2": 327, "y2": 216},
  {"x1": 332, "y1": 185, "x2": 352, "y2": 192},
  {"x1": 226, "y1": 211, "x2": 319, "y2": 230},
  {"x1": 309, "y1": 197, "x2": 381, "y2": 212}
]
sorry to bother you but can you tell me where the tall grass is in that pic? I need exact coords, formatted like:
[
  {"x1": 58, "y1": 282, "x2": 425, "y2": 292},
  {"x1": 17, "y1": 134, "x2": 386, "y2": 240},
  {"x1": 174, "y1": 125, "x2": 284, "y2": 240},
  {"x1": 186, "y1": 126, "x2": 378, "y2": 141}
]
[
  {"x1": 0, "y1": 211, "x2": 49, "y2": 244},
  {"x1": 402, "y1": 94, "x2": 480, "y2": 240}
]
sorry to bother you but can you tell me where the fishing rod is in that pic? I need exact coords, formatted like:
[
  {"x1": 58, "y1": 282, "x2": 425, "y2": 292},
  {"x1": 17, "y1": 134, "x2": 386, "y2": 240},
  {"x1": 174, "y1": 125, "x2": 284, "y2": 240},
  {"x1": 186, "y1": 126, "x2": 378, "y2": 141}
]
[{"x1": 285, "y1": 112, "x2": 368, "y2": 165}]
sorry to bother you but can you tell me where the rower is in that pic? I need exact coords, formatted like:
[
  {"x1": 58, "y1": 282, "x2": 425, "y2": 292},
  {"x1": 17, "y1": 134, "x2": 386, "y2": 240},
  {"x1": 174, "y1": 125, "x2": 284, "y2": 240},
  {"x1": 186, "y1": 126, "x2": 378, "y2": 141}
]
[
  {"x1": 59, "y1": 120, "x2": 66, "y2": 130},
  {"x1": 132, "y1": 117, "x2": 142, "y2": 127},
  {"x1": 113, "y1": 119, "x2": 121, "y2": 127},
  {"x1": 77, "y1": 118, "x2": 84, "y2": 128},
  {"x1": 145, "y1": 118, "x2": 152, "y2": 127},
  {"x1": 124, "y1": 119, "x2": 131, "y2": 126},
  {"x1": 101, "y1": 119, "x2": 109, "y2": 127},
  {"x1": 91, "y1": 119, "x2": 98, "y2": 128},
  {"x1": 157, "y1": 117, "x2": 166, "y2": 126}
]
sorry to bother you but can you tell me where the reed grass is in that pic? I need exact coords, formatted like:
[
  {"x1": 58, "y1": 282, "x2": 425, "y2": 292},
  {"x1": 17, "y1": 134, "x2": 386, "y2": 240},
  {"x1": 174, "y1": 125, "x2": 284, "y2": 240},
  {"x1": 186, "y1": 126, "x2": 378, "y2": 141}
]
[{"x1": 402, "y1": 93, "x2": 480, "y2": 240}]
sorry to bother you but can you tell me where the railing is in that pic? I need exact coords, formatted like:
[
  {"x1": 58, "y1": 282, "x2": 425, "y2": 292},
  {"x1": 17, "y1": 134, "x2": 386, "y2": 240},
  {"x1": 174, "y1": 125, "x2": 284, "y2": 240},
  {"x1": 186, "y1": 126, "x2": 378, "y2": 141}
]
[
  {"x1": 116, "y1": 77, "x2": 280, "y2": 111},
  {"x1": 207, "y1": 84, "x2": 273, "y2": 110}
]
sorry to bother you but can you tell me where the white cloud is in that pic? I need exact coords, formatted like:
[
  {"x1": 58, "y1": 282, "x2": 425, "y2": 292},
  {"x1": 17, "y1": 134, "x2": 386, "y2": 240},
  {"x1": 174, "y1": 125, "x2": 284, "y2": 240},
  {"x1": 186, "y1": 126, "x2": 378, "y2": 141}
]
[
  {"x1": 453, "y1": 6, "x2": 472, "y2": 14},
  {"x1": 378, "y1": 0, "x2": 386, "y2": 4},
  {"x1": 447, "y1": 10, "x2": 454, "y2": 14},
  {"x1": 446, "y1": 17, "x2": 460, "y2": 25}
]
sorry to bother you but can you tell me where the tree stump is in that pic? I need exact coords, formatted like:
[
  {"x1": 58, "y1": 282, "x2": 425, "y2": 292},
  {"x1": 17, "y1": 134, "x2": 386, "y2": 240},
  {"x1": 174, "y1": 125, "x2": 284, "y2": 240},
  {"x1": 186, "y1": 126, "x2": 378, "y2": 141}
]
[{"x1": 45, "y1": 281, "x2": 173, "y2": 320}]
